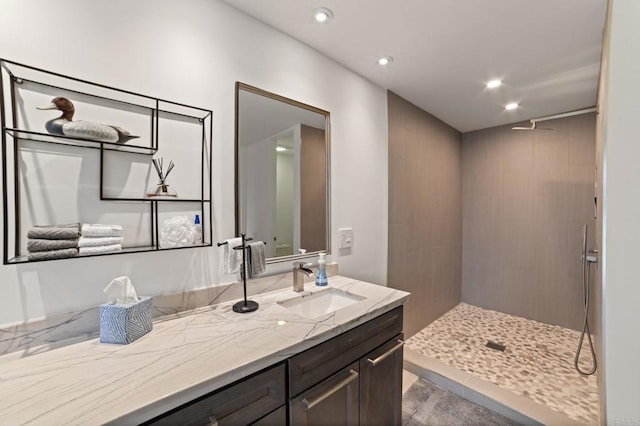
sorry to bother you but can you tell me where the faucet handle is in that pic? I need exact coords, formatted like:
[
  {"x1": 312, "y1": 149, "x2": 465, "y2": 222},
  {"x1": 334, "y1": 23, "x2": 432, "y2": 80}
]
[{"x1": 293, "y1": 261, "x2": 313, "y2": 268}]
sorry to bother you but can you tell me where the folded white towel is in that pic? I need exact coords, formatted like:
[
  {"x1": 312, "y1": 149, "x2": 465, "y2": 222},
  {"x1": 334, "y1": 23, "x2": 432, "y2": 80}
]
[
  {"x1": 79, "y1": 244, "x2": 122, "y2": 255},
  {"x1": 220, "y1": 237, "x2": 243, "y2": 275},
  {"x1": 81, "y1": 224, "x2": 123, "y2": 238},
  {"x1": 78, "y1": 236, "x2": 124, "y2": 247}
]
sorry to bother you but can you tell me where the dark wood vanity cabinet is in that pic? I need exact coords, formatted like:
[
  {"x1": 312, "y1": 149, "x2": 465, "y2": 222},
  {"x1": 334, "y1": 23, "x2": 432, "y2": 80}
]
[
  {"x1": 288, "y1": 306, "x2": 404, "y2": 426},
  {"x1": 146, "y1": 306, "x2": 403, "y2": 426}
]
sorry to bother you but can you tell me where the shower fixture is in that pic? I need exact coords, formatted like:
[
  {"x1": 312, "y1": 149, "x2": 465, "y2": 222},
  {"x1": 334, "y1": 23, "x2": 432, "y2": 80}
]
[
  {"x1": 512, "y1": 121, "x2": 553, "y2": 131},
  {"x1": 512, "y1": 106, "x2": 598, "y2": 131},
  {"x1": 575, "y1": 224, "x2": 598, "y2": 376}
]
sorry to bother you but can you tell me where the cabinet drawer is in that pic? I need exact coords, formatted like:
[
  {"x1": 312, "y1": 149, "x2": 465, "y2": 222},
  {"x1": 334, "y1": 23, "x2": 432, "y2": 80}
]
[
  {"x1": 289, "y1": 306, "x2": 403, "y2": 397},
  {"x1": 289, "y1": 362, "x2": 360, "y2": 426},
  {"x1": 148, "y1": 363, "x2": 286, "y2": 426},
  {"x1": 252, "y1": 406, "x2": 286, "y2": 425}
]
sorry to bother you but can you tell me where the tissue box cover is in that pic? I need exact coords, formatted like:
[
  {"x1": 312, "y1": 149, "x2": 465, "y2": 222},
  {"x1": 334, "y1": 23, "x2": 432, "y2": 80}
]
[{"x1": 99, "y1": 296, "x2": 153, "y2": 344}]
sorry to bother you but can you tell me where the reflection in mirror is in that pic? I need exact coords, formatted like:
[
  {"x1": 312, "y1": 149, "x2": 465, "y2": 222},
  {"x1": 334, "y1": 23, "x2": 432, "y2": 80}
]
[{"x1": 235, "y1": 83, "x2": 330, "y2": 262}]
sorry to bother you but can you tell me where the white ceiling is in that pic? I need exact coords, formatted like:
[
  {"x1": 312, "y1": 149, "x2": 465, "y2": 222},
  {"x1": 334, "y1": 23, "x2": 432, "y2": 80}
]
[{"x1": 223, "y1": 0, "x2": 607, "y2": 132}]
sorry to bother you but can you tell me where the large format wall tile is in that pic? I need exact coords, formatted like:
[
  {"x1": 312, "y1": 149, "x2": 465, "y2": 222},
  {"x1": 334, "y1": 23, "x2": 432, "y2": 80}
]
[
  {"x1": 462, "y1": 114, "x2": 596, "y2": 330},
  {"x1": 387, "y1": 91, "x2": 463, "y2": 336}
]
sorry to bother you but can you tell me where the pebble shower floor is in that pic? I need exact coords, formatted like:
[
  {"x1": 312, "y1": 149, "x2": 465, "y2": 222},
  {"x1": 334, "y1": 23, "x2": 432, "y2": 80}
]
[{"x1": 406, "y1": 303, "x2": 599, "y2": 424}]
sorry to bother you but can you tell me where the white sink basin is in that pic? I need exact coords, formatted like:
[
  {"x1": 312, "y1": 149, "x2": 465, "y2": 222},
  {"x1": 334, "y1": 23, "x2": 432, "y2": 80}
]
[{"x1": 277, "y1": 288, "x2": 366, "y2": 318}]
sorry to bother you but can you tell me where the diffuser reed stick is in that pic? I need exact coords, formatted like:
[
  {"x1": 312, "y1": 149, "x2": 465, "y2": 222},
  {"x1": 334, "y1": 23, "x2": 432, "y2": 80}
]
[{"x1": 147, "y1": 157, "x2": 177, "y2": 197}]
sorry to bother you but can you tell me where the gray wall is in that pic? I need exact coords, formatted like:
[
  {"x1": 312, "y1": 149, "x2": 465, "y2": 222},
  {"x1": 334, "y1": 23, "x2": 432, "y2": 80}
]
[
  {"x1": 300, "y1": 125, "x2": 327, "y2": 253},
  {"x1": 387, "y1": 91, "x2": 463, "y2": 337},
  {"x1": 461, "y1": 114, "x2": 596, "y2": 330}
]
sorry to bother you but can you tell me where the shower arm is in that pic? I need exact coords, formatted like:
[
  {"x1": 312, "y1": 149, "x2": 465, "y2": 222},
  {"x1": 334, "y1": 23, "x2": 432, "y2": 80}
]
[{"x1": 530, "y1": 106, "x2": 598, "y2": 126}]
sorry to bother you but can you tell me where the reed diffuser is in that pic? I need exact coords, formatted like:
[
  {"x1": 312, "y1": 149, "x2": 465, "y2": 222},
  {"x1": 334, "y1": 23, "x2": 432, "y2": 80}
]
[{"x1": 147, "y1": 157, "x2": 177, "y2": 198}]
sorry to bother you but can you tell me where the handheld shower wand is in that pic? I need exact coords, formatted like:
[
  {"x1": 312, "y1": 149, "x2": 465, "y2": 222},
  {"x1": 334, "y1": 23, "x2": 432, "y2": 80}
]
[{"x1": 574, "y1": 224, "x2": 597, "y2": 376}]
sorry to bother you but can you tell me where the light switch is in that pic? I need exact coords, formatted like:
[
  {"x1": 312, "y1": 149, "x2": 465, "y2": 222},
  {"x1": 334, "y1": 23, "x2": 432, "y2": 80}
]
[{"x1": 338, "y1": 228, "x2": 353, "y2": 249}]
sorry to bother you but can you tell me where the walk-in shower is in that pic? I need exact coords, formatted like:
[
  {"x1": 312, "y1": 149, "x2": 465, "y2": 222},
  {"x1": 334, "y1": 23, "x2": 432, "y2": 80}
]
[{"x1": 402, "y1": 108, "x2": 601, "y2": 424}]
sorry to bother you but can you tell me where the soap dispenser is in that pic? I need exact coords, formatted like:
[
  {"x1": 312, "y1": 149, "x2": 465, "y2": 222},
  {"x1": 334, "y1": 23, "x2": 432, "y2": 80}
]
[{"x1": 315, "y1": 253, "x2": 328, "y2": 286}]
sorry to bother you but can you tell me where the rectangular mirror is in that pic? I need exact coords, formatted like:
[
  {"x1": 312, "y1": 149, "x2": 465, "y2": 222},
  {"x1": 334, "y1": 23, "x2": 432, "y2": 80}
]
[{"x1": 235, "y1": 83, "x2": 330, "y2": 262}]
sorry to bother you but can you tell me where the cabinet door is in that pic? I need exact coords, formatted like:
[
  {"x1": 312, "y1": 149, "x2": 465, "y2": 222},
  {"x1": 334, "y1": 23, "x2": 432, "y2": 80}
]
[
  {"x1": 289, "y1": 362, "x2": 359, "y2": 426},
  {"x1": 359, "y1": 335, "x2": 404, "y2": 426}
]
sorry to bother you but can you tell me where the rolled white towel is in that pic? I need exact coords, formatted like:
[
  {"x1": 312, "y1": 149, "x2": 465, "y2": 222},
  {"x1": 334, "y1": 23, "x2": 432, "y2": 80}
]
[
  {"x1": 79, "y1": 244, "x2": 122, "y2": 255},
  {"x1": 219, "y1": 237, "x2": 243, "y2": 275},
  {"x1": 78, "y1": 236, "x2": 124, "y2": 247},
  {"x1": 81, "y1": 224, "x2": 123, "y2": 238}
]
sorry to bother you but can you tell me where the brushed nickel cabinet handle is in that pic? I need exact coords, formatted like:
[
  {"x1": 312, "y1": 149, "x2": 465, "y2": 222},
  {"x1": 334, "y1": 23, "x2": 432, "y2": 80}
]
[
  {"x1": 367, "y1": 340, "x2": 405, "y2": 366},
  {"x1": 302, "y1": 369, "x2": 359, "y2": 410}
]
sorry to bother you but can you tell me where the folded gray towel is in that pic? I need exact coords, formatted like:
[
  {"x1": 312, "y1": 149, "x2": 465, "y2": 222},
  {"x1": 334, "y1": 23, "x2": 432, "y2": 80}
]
[
  {"x1": 248, "y1": 241, "x2": 266, "y2": 278},
  {"x1": 27, "y1": 248, "x2": 79, "y2": 261},
  {"x1": 27, "y1": 239, "x2": 78, "y2": 253},
  {"x1": 27, "y1": 223, "x2": 80, "y2": 240}
]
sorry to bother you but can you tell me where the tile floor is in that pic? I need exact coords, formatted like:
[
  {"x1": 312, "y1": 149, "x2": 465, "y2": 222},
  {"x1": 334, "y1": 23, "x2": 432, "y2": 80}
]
[
  {"x1": 402, "y1": 372, "x2": 520, "y2": 426},
  {"x1": 406, "y1": 303, "x2": 599, "y2": 425}
]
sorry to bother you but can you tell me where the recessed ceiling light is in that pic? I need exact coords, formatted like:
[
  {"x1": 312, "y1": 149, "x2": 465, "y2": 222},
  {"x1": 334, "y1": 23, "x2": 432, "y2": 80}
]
[
  {"x1": 378, "y1": 56, "x2": 393, "y2": 66},
  {"x1": 276, "y1": 146, "x2": 287, "y2": 152},
  {"x1": 505, "y1": 102, "x2": 519, "y2": 110},
  {"x1": 313, "y1": 7, "x2": 333, "y2": 23},
  {"x1": 486, "y1": 79, "x2": 502, "y2": 89}
]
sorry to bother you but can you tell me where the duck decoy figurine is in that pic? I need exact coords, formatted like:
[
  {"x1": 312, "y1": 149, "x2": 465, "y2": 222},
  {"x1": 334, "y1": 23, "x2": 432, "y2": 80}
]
[{"x1": 37, "y1": 97, "x2": 139, "y2": 144}]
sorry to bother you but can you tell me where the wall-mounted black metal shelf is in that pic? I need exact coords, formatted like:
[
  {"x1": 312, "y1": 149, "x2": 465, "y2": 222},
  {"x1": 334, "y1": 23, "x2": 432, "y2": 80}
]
[
  {"x1": 4, "y1": 241, "x2": 214, "y2": 264},
  {"x1": 5, "y1": 128, "x2": 158, "y2": 155},
  {"x1": 99, "y1": 197, "x2": 210, "y2": 203},
  {"x1": 1, "y1": 58, "x2": 213, "y2": 264}
]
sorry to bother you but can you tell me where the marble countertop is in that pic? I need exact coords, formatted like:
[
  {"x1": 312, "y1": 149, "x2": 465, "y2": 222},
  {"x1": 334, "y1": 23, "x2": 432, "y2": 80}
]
[{"x1": 0, "y1": 276, "x2": 409, "y2": 425}]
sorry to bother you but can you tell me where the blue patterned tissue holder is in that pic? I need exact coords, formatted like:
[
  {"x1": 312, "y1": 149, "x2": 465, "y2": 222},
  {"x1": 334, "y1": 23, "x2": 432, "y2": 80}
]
[{"x1": 99, "y1": 296, "x2": 153, "y2": 344}]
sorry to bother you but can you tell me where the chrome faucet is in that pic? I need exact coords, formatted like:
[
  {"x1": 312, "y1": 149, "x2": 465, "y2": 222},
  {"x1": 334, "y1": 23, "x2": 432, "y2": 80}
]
[{"x1": 293, "y1": 262, "x2": 314, "y2": 292}]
